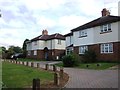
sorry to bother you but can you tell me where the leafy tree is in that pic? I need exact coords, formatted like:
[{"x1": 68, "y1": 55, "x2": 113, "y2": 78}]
[{"x1": 22, "y1": 39, "x2": 29, "y2": 57}]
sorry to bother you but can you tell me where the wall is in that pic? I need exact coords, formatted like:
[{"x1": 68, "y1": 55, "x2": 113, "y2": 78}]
[
  {"x1": 94, "y1": 22, "x2": 119, "y2": 44},
  {"x1": 27, "y1": 39, "x2": 65, "y2": 50},
  {"x1": 54, "y1": 39, "x2": 65, "y2": 50},
  {"x1": 73, "y1": 28, "x2": 94, "y2": 46},
  {"x1": 65, "y1": 36, "x2": 73, "y2": 47}
]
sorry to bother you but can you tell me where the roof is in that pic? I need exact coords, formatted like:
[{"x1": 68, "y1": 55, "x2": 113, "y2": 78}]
[
  {"x1": 30, "y1": 33, "x2": 65, "y2": 42},
  {"x1": 71, "y1": 15, "x2": 120, "y2": 32},
  {"x1": 64, "y1": 32, "x2": 73, "y2": 37}
]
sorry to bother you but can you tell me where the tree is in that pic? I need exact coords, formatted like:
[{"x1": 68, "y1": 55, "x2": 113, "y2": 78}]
[
  {"x1": 22, "y1": 39, "x2": 29, "y2": 57},
  {"x1": 0, "y1": 46, "x2": 6, "y2": 59},
  {"x1": 5, "y1": 46, "x2": 22, "y2": 59}
]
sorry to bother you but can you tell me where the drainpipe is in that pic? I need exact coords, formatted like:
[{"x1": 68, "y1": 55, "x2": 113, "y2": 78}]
[{"x1": 51, "y1": 40, "x2": 52, "y2": 60}]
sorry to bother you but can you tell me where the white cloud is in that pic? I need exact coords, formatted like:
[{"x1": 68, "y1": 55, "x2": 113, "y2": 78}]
[
  {"x1": 0, "y1": 0, "x2": 119, "y2": 48},
  {"x1": 37, "y1": 16, "x2": 56, "y2": 29}
]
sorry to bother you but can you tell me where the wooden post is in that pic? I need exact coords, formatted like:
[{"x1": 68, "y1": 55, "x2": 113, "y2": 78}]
[
  {"x1": 60, "y1": 67, "x2": 64, "y2": 79},
  {"x1": 45, "y1": 64, "x2": 49, "y2": 70},
  {"x1": 37, "y1": 63, "x2": 40, "y2": 68},
  {"x1": 54, "y1": 72, "x2": 60, "y2": 86},
  {"x1": 26, "y1": 62, "x2": 29, "y2": 66},
  {"x1": 31, "y1": 62, "x2": 34, "y2": 67},
  {"x1": 53, "y1": 65, "x2": 57, "y2": 72},
  {"x1": 22, "y1": 62, "x2": 24, "y2": 65},
  {"x1": 15, "y1": 61, "x2": 17, "y2": 64},
  {"x1": 13, "y1": 60, "x2": 16, "y2": 63},
  {"x1": 18, "y1": 61, "x2": 20, "y2": 64},
  {"x1": 10, "y1": 60, "x2": 12, "y2": 63},
  {"x1": 32, "y1": 78, "x2": 40, "y2": 90}
]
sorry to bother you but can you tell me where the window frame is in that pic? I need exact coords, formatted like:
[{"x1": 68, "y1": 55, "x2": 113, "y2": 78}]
[
  {"x1": 33, "y1": 50, "x2": 37, "y2": 55},
  {"x1": 58, "y1": 39, "x2": 61, "y2": 44},
  {"x1": 28, "y1": 51, "x2": 31, "y2": 56},
  {"x1": 79, "y1": 30, "x2": 87, "y2": 38},
  {"x1": 34, "y1": 41, "x2": 37, "y2": 46},
  {"x1": 79, "y1": 45, "x2": 88, "y2": 54},
  {"x1": 100, "y1": 43, "x2": 113, "y2": 54},
  {"x1": 100, "y1": 24, "x2": 111, "y2": 33}
]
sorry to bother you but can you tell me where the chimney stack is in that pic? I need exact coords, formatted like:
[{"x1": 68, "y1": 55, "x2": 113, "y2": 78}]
[
  {"x1": 101, "y1": 8, "x2": 110, "y2": 17},
  {"x1": 42, "y1": 30, "x2": 48, "y2": 35}
]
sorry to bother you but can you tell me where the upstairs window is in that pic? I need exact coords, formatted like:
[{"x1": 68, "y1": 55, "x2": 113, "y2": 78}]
[
  {"x1": 34, "y1": 41, "x2": 37, "y2": 45},
  {"x1": 101, "y1": 43, "x2": 113, "y2": 53},
  {"x1": 79, "y1": 30, "x2": 87, "y2": 37},
  {"x1": 79, "y1": 46, "x2": 88, "y2": 54},
  {"x1": 100, "y1": 24, "x2": 111, "y2": 33},
  {"x1": 58, "y1": 39, "x2": 61, "y2": 44}
]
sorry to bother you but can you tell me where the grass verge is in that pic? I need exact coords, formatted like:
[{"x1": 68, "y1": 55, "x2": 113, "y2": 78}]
[
  {"x1": 17, "y1": 58, "x2": 44, "y2": 62},
  {"x1": 2, "y1": 62, "x2": 53, "y2": 88},
  {"x1": 55, "y1": 62, "x2": 118, "y2": 70}
]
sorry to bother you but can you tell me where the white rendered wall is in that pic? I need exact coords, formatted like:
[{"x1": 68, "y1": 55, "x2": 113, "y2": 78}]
[
  {"x1": 73, "y1": 28, "x2": 94, "y2": 46},
  {"x1": 54, "y1": 39, "x2": 65, "y2": 50},
  {"x1": 65, "y1": 36, "x2": 73, "y2": 47},
  {"x1": 94, "y1": 22, "x2": 119, "y2": 44}
]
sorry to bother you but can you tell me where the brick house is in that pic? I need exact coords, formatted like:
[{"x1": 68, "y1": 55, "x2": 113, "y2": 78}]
[
  {"x1": 26, "y1": 30, "x2": 65, "y2": 60},
  {"x1": 65, "y1": 8, "x2": 120, "y2": 61}
]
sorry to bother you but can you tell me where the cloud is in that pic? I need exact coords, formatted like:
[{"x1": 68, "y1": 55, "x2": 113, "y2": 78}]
[{"x1": 0, "y1": 0, "x2": 119, "y2": 48}]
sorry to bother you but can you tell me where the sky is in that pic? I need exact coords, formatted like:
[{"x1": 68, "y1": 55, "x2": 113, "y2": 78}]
[{"x1": 0, "y1": 0, "x2": 120, "y2": 49}]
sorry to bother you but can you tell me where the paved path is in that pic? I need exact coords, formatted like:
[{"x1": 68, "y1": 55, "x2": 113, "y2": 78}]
[
  {"x1": 27, "y1": 61, "x2": 118, "y2": 88},
  {"x1": 64, "y1": 68, "x2": 118, "y2": 88},
  {"x1": 33, "y1": 61, "x2": 118, "y2": 88}
]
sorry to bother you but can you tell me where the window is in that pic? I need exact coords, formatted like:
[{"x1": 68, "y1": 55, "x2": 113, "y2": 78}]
[
  {"x1": 70, "y1": 36, "x2": 72, "y2": 45},
  {"x1": 66, "y1": 47, "x2": 73, "y2": 55},
  {"x1": 101, "y1": 43, "x2": 113, "y2": 53},
  {"x1": 58, "y1": 39, "x2": 61, "y2": 44},
  {"x1": 79, "y1": 46, "x2": 88, "y2": 54},
  {"x1": 28, "y1": 51, "x2": 31, "y2": 56},
  {"x1": 34, "y1": 41, "x2": 37, "y2": 45},
  {"x1": 79, "y1": 30, "x2": 87, "y2": 37},
  {"x1": 34, "y1": 50, "x2": 37, "y2": 55},
  {"x1": 101, "y1": 24, "x2": 111, "y2": 33}
]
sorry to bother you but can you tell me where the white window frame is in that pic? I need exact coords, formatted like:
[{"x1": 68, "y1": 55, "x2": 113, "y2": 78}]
[
  {"x1": 66, "y1": 47, "x2": 73, "y2": 55},
  {"x1": 101, "y1": 24, "x2": 111, "y2": 33},
  {"x1": 79, "y1": 46, "x2": 88, "y2": 54},
  {"x1": 28, "y1": 51, "x2": 31, "y2": 56},
  {"x1": 79, "y1": 30, "x2": 87, "y2": 37},
  {"x1": 34, "y1": 50, "x2": 37, "y2": 55},
  {"x1": 58, "y1": 39, "x2": 61, "y2": 44},
  {"x1": 101, "y1": 43, "x2": 113, "y2": 53},
  {"x1": 34, "y1": 41, "x2": 37, "y2": 45}
]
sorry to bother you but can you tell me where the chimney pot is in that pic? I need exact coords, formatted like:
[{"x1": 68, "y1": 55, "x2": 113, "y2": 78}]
[
  {"x1": 42, "y1": 30, "x2": 48, "y2": 35},
  {"x1": 101, "y1": 8, "x2": 110, "y2": 17}
]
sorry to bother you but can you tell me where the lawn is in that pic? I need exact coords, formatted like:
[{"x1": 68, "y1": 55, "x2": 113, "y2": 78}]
[
  {"x1": 55, "y1": 62, "x2": 118, "y2": 70},
  {"x1": 17, "y1": 58, "x2": 44, "y2": 62},
  {"x1": 2, "y1": 62, "x2": 54, "y2": 88}
]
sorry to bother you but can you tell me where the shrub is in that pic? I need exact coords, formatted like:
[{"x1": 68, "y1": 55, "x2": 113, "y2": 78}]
[
  {"x1": 82, "y1": 50, "x2": 97, "y2": 63},
  {"x1": 62, "y1": 53, "x2": 80, "y2": 67}
]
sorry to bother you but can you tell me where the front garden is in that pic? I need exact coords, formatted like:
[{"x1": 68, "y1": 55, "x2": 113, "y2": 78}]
[{"x1": 56, "y1": 50, "x2": 119, "y2": 70}]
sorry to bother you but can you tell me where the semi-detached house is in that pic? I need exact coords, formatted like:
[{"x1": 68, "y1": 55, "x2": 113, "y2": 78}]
[
  {"x1": 26, "y1": 30, "x2": 65, "y2": 60},
  {"x1": 65, "y1": 8, "x2": 120, "y2": 61}
]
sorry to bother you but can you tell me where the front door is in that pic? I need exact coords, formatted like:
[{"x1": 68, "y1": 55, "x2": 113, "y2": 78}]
[{"x1": 45, "y1": 51, "x2": 48, "y2": 60}]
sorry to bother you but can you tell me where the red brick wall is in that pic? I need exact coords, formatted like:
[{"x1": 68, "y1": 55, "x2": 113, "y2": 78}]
[
  {"x1": 27, "y1": 49, "x2": 65, "y2": 60},
  {"x1": 73, "y1": 42, "x2": 120, "y2": 62}
]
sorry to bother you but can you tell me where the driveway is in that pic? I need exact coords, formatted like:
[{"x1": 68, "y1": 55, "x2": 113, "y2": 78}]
[
  {"x1": 64, "y1": 68, "x2": 118, "y2": 88},
  {"x1": 28, "y1": 61, "x2": 119, "y2": 88}
]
